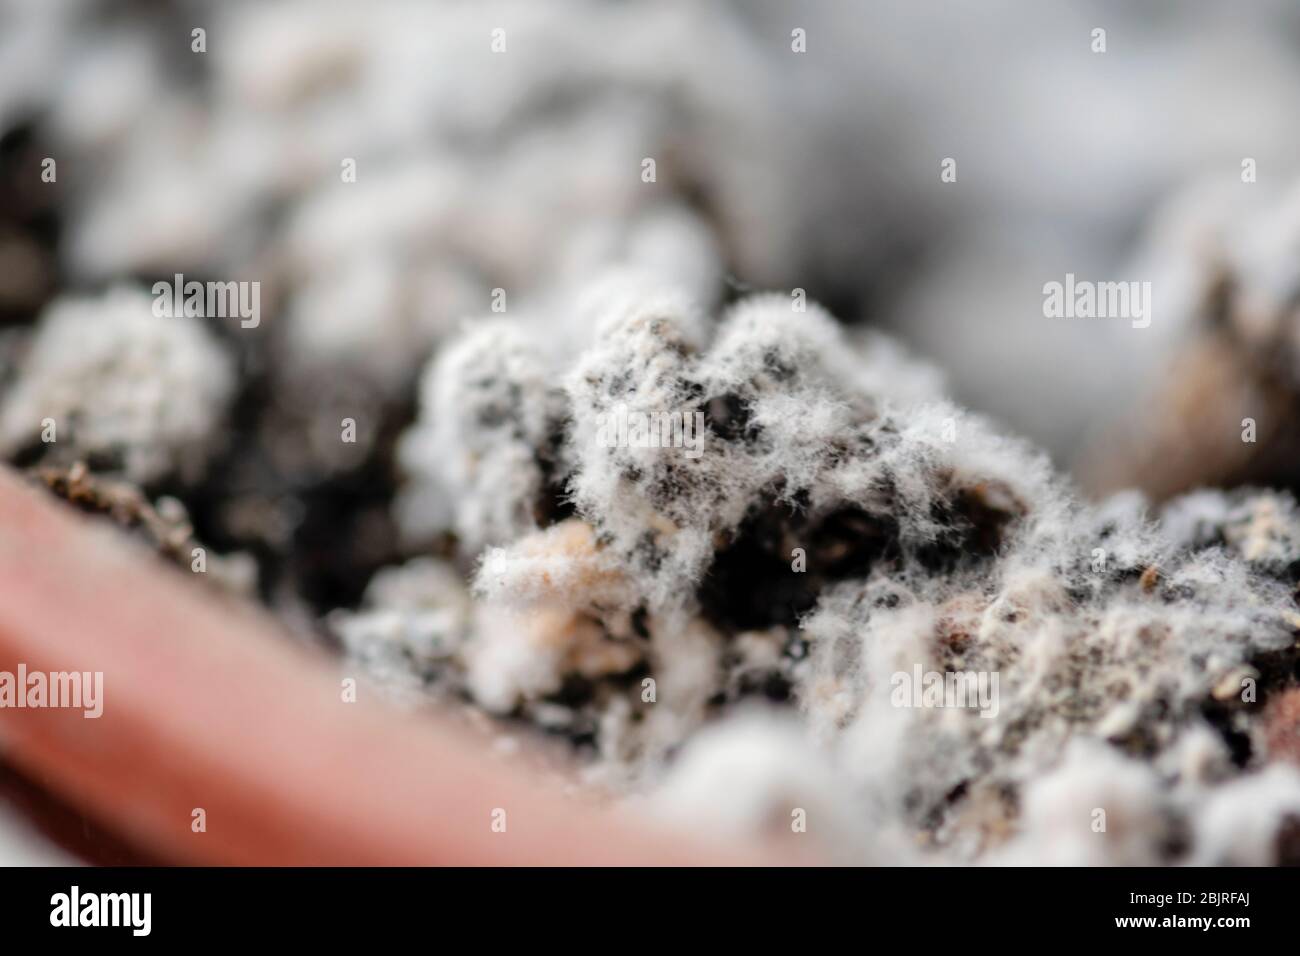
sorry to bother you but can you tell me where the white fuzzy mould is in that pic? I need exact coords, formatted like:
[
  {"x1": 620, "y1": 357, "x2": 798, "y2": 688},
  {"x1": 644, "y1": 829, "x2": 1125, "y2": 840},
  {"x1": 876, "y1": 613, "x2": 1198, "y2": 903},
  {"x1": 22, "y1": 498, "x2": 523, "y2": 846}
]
[
  {"x1": 333, "y1": 558, "x2": 472, "y2": 673},
  {"x1": 1189, "y1": 765, "x2": 1300, "y2": 866},
  {"x1": 375, "y1": 282, "x2": 1300, "y2": 864},
  {"x1": 992, "y1": 740, "x2": 1169, "y2": 866},
  {"x1": 0, "y1": 287, "x2": 235, "y2": 484},
  {"x1": 643, "y1": 711, "x2": 886, "y2": 863},
  {"x1": 397, "y1": 319, "x2": 560, "y2": 550}
]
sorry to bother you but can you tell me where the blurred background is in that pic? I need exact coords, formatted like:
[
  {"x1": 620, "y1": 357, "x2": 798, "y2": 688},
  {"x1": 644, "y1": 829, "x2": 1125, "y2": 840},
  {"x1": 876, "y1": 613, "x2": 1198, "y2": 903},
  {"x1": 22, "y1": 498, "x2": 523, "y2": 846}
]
[{"x1": 4, "y1": 1, "x2": 1300, "y2": 475}]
